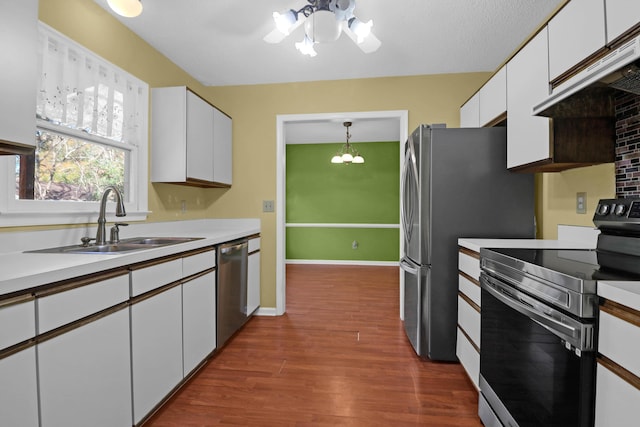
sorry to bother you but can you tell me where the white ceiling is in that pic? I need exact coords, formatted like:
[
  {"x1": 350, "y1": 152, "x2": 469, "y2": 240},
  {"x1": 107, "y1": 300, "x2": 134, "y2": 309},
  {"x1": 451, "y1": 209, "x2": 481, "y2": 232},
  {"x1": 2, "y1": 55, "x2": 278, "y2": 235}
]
[{"x1": 93, "y1": 0, "x2": 564, "y2": 87}]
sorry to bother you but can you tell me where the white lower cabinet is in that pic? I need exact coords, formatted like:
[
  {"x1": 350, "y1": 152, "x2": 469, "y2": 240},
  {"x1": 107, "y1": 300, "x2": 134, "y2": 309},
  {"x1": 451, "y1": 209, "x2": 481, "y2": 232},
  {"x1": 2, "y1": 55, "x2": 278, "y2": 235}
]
[
  {"x1": 595, "y1": 362, "x2": 640, "y2": 426},
  {"x1": 247, "y1": 240, "x2": 260, "y2": 315},
  {"x1": 456, "y1": 328, "x2": 479, "y2": 389},
  {"x1": 131, "y1": 285, "x2": 183, "y2": 424},
  {"x1": 183, "y1": 271, "x2": 217, "y2": 376},
  {"x1": 0, "y1": 347, "x2": 39, "y2": 427},
  {"x1": 457, "y1": 247, "x2": 481, "y2": 389},
  {"x1": 38, "y1": 308, "x2": 132, "y2": 427},
  {"x1": 595, "y1": 300, "x2": 640, "y2": 425}
]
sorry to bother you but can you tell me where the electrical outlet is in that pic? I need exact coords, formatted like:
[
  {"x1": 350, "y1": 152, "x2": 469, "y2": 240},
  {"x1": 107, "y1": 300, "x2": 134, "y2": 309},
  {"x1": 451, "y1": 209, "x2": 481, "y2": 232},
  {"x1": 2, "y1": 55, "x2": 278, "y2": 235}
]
[
  {"x1": 352, "y1": 240, "x2": 358, "y2": 249},
  {"x1": 180, "y1": 200, "x2": 186, "y2": 214},
  {"x1": 576, "y1": 192, "x2": 586, "y2": 214},
  {"x1": 262, "y1": 200, "x2": 274, "y2": 212}
]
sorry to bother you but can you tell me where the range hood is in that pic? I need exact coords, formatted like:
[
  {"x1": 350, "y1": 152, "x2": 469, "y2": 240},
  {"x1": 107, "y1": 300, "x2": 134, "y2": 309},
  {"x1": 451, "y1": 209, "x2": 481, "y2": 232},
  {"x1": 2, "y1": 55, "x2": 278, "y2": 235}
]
[{"x1": 534, "y1": 34, "x2": 640, "y2": 118}]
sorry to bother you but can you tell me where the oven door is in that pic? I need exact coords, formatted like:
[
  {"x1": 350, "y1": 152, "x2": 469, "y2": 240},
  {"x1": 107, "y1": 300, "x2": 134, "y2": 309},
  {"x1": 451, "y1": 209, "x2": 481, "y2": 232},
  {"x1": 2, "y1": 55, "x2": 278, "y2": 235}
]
[{"x1": 479, "y1": 272, "x2": 596, "y2": 427}]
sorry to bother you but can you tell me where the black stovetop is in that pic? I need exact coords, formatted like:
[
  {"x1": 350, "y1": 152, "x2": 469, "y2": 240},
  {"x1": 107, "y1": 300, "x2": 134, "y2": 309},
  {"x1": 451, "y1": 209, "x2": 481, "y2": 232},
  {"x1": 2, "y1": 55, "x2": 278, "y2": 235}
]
[{"x1": 486, "y1": 247, "x2": 640, "y2": 282}]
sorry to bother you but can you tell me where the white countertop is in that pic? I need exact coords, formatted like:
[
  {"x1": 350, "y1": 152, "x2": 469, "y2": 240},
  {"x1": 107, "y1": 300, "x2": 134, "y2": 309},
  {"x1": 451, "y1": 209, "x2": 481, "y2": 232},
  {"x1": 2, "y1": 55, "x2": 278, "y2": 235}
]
[
  {"x1": 598, "y1": 281, "x2": 640, "y2": 312},
  {"x1": 0, "y1": 219, "x2": 259, "y2": 296},
  {"x1": 458, "y1": 238, "x2": 596, "y2": 253}
]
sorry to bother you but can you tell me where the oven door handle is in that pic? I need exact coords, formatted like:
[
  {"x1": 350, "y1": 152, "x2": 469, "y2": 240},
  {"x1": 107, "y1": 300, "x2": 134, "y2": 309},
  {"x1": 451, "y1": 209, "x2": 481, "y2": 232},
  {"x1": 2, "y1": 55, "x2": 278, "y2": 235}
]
[{"x1": 481, "y1": 274, "x2": 593, "y2": 351}]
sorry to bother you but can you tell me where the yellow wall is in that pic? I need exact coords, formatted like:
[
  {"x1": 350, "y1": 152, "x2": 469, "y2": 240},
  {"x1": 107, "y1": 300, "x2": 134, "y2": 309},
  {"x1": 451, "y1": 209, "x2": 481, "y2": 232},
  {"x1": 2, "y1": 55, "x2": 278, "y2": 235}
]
[
  {"x1": 536, "y1": 164, "x2": 615, "y2": 239},
  {"x1": 19, "y1": 0, "x2": 615, "y2": 309}
]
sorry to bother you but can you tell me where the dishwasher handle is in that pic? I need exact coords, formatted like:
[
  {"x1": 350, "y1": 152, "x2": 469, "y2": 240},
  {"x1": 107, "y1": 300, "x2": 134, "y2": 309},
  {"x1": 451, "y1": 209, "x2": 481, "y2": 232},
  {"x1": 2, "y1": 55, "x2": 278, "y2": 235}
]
[{"x1": 220, "y1": 241, "x2": 247, "y2": 254}]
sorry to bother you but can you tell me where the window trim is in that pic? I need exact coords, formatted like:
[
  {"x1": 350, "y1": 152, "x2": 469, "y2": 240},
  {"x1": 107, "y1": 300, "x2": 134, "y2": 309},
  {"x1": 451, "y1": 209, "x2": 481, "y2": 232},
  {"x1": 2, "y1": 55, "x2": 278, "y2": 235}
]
[{"x1": 0, "y1": 22, "x2": 149, "y2": 227}]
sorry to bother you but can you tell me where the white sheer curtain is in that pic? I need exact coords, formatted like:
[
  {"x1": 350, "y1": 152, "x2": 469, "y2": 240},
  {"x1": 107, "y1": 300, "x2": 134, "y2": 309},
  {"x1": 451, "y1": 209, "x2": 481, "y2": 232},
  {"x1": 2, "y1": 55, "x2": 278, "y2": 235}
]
[{"x1": 36, "y1": 23, "x2": 146, "y2": 147}]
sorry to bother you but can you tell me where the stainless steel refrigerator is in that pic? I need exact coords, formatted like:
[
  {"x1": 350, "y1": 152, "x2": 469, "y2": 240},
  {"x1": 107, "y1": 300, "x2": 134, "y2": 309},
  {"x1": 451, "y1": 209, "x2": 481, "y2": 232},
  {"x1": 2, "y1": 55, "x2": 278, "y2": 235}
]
[{"x1": 400, "y1": 125, "x2": 534, "y2": 361}]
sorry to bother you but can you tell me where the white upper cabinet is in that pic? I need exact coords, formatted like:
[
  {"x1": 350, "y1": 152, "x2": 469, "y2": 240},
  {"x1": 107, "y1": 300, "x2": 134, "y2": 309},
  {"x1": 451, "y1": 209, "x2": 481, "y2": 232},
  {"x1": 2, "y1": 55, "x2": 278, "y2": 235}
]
[
  {"x1": 506, "y1": 29, "x2": 552, "y2": 169},
  {"x1": 605, "y1": 0, "x2": 640, "y2": 43},
  {"x1": 186, "y1": 91, "x2": 215, "y2": 182},
  {"x1": 213, "y1": 107, "x2": 233, "y2": 186},
  {"x1": 478, "y1": 66, "x2": 507, "y2": 127},
  {"x1": 151, "y1": 86, "x2": 232, "y2": 187},
  {"x1": 0, "y1": 0, "x2": 37, "y2": 152},
  {"x1": 548, "y1": 0, "x2": 606, "y2": 81},
  {"x1": 460, "y1": 93, "x2": 480, "y2": 128}
]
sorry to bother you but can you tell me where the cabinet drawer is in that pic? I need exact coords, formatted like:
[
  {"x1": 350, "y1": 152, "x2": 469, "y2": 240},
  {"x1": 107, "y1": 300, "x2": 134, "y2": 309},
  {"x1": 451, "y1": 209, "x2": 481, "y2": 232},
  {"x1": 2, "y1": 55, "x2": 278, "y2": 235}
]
[
  {"x1": 458, "y1": 295, "x2": 480, "y2": 347},
  {"x1": 598, "y1": 309, "x2": 640, "y2": 378},
  {"x1": 39, "y1": 274, "x2": 129, "y2": 334},
  {"x1": 456, "y1": 327, "x2": 479, "y2": 390},
  {"x1": 131, "y1": 258, "x2": 182, "y2": 297},
  {"x1": 459, "y1": 274, "x2": 480, "y2": 307},
  {"x1": 595, "y1": 362, "x2": 640, "y2": 426},
  {"x1": 248, "y1": 237, "x2": 260, "y2": 253},
  {"x1": 458, "y1": 250, "x2": 480, "y2": 280},
  {"x1": 183, "y1": 249, "x2": 215, "y2": 278},
  {"x1": 0, "y1": 298, "x2": 36, "y2": 349}
]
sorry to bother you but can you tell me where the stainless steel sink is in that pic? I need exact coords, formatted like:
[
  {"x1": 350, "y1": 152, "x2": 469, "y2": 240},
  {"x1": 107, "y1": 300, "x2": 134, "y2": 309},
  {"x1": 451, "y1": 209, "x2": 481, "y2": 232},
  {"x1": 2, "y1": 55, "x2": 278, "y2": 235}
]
[
  {"x1": 119, "y1": 237, "x2": 201, "y2": 246},
  {"x1": 26, "y1": 237, "x2": 203, "y2": 255}
]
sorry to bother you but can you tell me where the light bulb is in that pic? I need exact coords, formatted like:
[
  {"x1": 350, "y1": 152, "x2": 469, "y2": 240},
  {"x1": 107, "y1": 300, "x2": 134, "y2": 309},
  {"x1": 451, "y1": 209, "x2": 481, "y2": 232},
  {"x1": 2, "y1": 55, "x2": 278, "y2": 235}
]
[
  {"x1": 331, "y1": 155, "x2": 343, "y2": 164},
  {"x1": 341, "y1": 153, "x2": 354, "y2": 163},
  {"x1": 295, "y1": 35, "x2": 317, "y2": 57},
  {"x1": 273, "y1": 10, "x2": 297, "y2": 35},
  {"x1": 349, "y1": 18, "x2": 373, "y2": 43},
  {"x1": 352, "y1": 155, "x2": 364, "y2": 164},
  {"x1": 107, "y1": 0, "x2": 143, "y2": 18}
]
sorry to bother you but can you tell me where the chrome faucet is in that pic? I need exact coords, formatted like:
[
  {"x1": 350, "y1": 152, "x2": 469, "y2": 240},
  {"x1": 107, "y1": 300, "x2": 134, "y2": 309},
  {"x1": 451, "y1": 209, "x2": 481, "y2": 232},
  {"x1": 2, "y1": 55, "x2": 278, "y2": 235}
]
[{"x1": 95, "y1": 186, "x2": 126, "y2": 245}]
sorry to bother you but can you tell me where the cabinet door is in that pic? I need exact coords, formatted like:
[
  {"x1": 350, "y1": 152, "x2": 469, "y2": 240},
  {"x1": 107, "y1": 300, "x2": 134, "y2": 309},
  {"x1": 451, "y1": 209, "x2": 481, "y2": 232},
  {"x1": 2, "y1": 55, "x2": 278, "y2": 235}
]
[
  {"x1": 595, "y1": 362, "x2": 640, "y2": 426},
  {"x1": 479, "y1": 66, "x2": 506, "y2": 126},
  {"x1": 151, "y1": 86, "x2": 187, "y2": 183},
  {"x1": 186, "y1": 90, "x2": 215, "y2": 182},
  {"x1": 606, "y1": 0, "x2": 640, "y2": 43},
  {"x1": 506, "y1": 29, "x2": 552, "y2": 169},
  {"x1": 548, "y1": 0, "x2": 606, "y2": 81},
  {"x1": 0, "y1": 347, "x2": 39, "y2": 427},
  {"x1": 38, "y1": 308, "x2": 132, "y2": 427},
  {"x1": 213, "y1": 108, "x2": 232, "y2": 185},
  {"x1": 183, "y1": 271, "x2": 216, "y2": 376},
  {"x1": 0, "y1": 0, "x2": 37, "y2": 149},
  {"x1": 131, "y1": 285, "x2": 183, "y2": 424},
  {"x1": 460, "y1": 92, "x2": 480, "y2": 128},
  {"x1": 247, "y1": 251, "x2": 260, "y2": 315}
]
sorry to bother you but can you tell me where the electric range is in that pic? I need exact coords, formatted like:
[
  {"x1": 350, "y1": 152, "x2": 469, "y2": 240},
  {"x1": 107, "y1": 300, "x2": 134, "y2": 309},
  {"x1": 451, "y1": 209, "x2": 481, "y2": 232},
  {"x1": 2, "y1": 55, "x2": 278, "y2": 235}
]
[{"x1": 477, "y1": 197, "x2": 640, "y2": 427}]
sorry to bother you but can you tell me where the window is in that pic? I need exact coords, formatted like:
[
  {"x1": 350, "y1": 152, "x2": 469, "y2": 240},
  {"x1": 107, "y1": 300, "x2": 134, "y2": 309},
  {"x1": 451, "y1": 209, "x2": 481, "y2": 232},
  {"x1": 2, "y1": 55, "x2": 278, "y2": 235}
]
[{"x1": 0, "y1": 22, "x2": 148, "y2": 226}]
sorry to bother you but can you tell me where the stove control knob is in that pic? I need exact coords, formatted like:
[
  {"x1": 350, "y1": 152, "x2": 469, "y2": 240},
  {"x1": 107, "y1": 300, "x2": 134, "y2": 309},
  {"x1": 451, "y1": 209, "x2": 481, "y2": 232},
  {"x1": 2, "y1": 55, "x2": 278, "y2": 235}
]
[
  {"x1": 598, "y1": 204, "x2": 610, "y2": 215},
  {"x1": 615, "y1": 204, "x2": 627, "y2": 216}
]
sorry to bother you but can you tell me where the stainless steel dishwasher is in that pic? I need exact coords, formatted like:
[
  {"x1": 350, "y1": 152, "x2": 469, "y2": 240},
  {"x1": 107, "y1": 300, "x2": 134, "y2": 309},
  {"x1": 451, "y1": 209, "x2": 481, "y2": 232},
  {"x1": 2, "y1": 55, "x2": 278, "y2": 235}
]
[{"x1": 217, "y1": 239, "x2": 249, "y2": 347}]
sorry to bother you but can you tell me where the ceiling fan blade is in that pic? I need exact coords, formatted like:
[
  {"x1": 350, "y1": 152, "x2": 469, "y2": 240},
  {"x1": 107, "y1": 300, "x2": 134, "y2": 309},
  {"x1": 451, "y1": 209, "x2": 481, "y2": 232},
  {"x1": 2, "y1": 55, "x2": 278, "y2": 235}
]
[
  {"x1": 342, "y1": 23, "x2": 381, "y2": 53},
  {"x1": 263, "y1": 17, "x2": 305, "y2": 44}
]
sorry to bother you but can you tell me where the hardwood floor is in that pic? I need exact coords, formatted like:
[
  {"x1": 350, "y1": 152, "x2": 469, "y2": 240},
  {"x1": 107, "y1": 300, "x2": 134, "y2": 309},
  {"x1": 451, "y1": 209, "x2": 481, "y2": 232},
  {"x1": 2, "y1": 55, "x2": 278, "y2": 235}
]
[{"x1": 146, "y1": 264, "x2": 483, "y2": 426}]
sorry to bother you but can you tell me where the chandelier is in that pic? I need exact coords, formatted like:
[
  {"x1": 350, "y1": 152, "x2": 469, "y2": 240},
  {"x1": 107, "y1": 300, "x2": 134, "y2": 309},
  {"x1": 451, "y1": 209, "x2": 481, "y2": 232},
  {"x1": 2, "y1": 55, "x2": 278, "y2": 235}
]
[
  {"x1": 264, "y1": 0, "x2": 381, "y2": 57},
  {"x1": 331, "y1": 121, "x2": 364, "y2": 164}
]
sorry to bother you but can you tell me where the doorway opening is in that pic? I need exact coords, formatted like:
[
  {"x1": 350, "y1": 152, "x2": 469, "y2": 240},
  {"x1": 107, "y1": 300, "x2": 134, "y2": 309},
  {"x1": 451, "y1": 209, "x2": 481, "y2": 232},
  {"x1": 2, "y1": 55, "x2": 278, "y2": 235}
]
[{"x1": 275, "y1": 110, "x2": 409, "y2": 315}]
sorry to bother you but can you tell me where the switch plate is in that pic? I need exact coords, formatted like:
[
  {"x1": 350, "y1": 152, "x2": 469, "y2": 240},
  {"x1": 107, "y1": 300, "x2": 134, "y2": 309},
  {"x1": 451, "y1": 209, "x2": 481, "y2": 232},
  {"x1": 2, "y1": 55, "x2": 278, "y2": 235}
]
[
  {"x1": 262, "y1": 200, "x2": 274, "y2": 212},
  {"x1": 576, "y1": 192, "x2": 586, "y2": 214}
]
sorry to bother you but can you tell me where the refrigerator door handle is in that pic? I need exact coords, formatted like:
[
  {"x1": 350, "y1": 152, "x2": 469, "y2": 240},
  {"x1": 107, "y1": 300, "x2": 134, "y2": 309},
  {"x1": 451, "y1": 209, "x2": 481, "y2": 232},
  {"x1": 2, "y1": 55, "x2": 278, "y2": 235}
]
[{"x1": 400, "y1": 259, "x2": 419, "y2": 275}]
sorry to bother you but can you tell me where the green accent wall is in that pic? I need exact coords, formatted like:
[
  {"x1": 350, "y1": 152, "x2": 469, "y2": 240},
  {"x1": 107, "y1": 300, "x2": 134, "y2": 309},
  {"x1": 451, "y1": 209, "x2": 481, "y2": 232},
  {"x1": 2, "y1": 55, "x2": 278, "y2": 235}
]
[
  {"x1": 286, "y1": 227, "x2": 399, "y2": 261},
  {"x1": 286, "y1": 141, "x2": 399, "y2": 261}
]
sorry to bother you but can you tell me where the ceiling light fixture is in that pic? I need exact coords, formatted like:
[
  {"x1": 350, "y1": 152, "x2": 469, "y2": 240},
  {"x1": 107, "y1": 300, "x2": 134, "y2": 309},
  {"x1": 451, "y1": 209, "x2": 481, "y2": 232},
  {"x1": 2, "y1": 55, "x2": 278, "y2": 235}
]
[
  {"x1": 331, "y1": 121, "x2": 364, "y2": 164},
  {"x1": 264, "y1": 0, "x2": 381, "y2": 57},
  {"x1": 107, "y1": 0, "x2": 143, "y2": 18}
]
